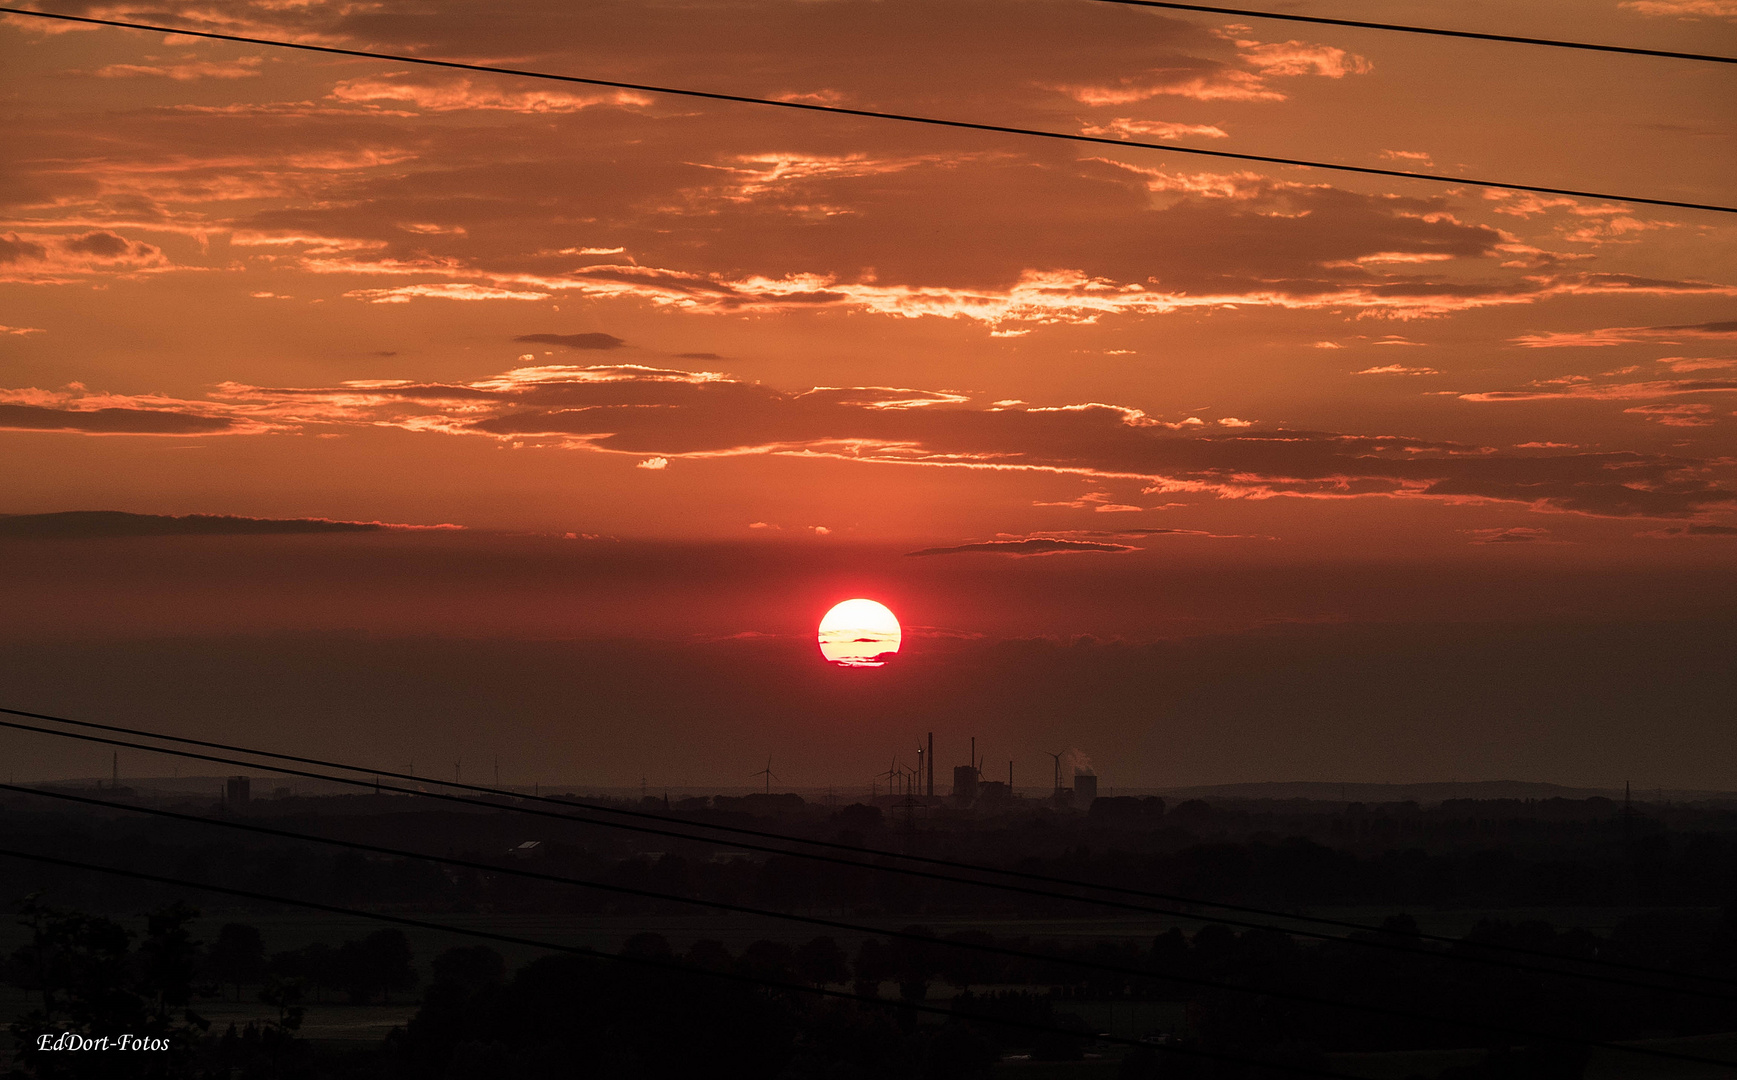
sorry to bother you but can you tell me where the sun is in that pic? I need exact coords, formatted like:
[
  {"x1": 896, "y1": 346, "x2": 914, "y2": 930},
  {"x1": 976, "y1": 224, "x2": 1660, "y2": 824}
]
[{"x1": 817, "y1": 599, "x2": 902, "y2": 668}]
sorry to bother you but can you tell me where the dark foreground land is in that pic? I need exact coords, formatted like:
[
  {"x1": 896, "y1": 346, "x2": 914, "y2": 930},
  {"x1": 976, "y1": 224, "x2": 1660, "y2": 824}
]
[{"x1": 4, "y1": 786, "x2": 1737, "y2": 1078}]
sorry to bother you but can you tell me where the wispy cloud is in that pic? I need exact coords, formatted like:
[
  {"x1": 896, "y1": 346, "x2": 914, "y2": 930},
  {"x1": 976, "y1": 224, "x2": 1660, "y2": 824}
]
[
  {"x1": 1232, "y1": 37, "x2": 1372, "y2": 78},
  {"x1": 1078, "y1": 118, "x2": 1229, "y2": 140},
  {"x1": 1354, "y1": 364, "x2": 1439, "y2": 376},
  {"x1": 1640, "y1": 523, "x2": 1737, "y2": 538},
  {"x1": 1619, "y1": 0, "x2": 1737, "y2": 16},
  {"x1": 906, "y1": 537, "x2": 1140, "y2": 557},
  {"x1": 1459, "y1": 379, "x2": 1737, "y2": 402},
  {"x1": 1512, "y1": 321, "x2": 1737, "y2": 348},
  {"x1": 13, "y1": 362, "x2": 1726, "y2": 519},
  {"x1": 95, "y1": 56, "x2": 265, "y2": 80},
  {"x1": 1461, "y1": 526, "x2": 1555, "y2": 544},
  {"x1": 329, "y1": 75, "x2": 653, "y2": 114},
  {"x1": 514, "y1": 332, "x2": 628, "y2": 350},
  {"x1": 1623, "y1": 403, "x2": 1719, "y2": 426},
  {"x1": 0, "y1": 511, "x2": 459, "y2": 539}
]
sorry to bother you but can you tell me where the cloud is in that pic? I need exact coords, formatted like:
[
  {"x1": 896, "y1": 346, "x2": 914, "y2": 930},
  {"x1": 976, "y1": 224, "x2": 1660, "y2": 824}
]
[
  {"x1": 0, "y1": 236, "x2": 50, "y2": 263},
  {"x1": 1056, "y1": 527, "x2": 1270, "y2": 540},
  {"x1": 1640, "y1": 523, "x2": 1737, "y2": 538},
  {"x1": 344, "y1": 284, "x2": 549, "y2": 303},
  {"x1": 9, "y1": 79, "x2": 1720, "y2": 326},
  {"x1": 329, "y1": 75, "x2": 653, "y2": 114},
  {"x1": 514, "y1": 333, "x2": 628, "y2": 350},
  {"x1": 1619, "y1": 0, "x2": 1737, "y2": 15},
  {"x1": 1658, "y1": 357, "x2": 1737, "y2": 373},
  {"x1": 0, "y1": 511, "x2": 454, "y2": 539},
  {"x1": 15, "y1": 363, "x2": 1737, "y2": 519},
  {"x1": 637, "y1": 456, "x2": 670, "y2": 470},
  {"x1": 1034, "y1": 490, "x2": 1147, "y2": 512},
  {"x1": 1233, "y1": 38, "x2": 1372, "y2": 78},
  {"x1": 1054, "y1": 68, "x2": 1285, "y2": 104},
  {"x1": 0, "y1": 230, "x2": 169, "y2": 282},
  {"x1": 0, "y1": 401, "x2": 235, "y2": 435},
  {"x1": 259, "y1": 152, "x2": 1729, "y2": 322},
  {"x1": 1, "y1": 325, "x2": 44, "y2": 336},
  {"x1": 1354, "y1": 365, "x2": 1439, "y2": 376},
  {"x1": 1078, "y1": 119, "x2": 1229, "y2": 140},
  {"x1": 95, "y1": 57, "x2": 265, "y2": 81},
  {"x1": 1462, "y1": 527, "x2": 1554, "y2": 544},
  {"x1": 1459, "y1": 379, "x2": 1737, "y2": 402},
  {"x1": 1624, "y1": 403, "x2": 1718, "y2": 426},
  {"x1": 1512, "y1": 321, "x2": 1737, "y2": 348},
  {"x1": 906, "y1": 538, "x2": 1140, "y2": 557}
]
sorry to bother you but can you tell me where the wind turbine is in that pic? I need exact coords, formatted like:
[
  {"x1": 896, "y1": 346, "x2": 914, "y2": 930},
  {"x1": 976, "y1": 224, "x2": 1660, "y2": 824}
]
[
  {"x1": 1046, "y1": 751, "x2": 1063, "y2": 798},
  {"x1": 751, "y1": 756, "x2": 778, "y2": 794},
  {"x1": 874, "y1": 758, "x2": 902, "y2": 796}
]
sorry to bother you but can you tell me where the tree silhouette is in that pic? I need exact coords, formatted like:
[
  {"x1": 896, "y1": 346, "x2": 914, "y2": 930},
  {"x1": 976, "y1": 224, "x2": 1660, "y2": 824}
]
[
  {"x1": 334, "y1": 930, "x2": 416, "y2": 1004},
  {"x1": 430, "y1": 945, "x2": 506, "y2": 995},
  {"x1": 208, "y1": 922, "x2": 266, "y2": 1002},
  {"x1": 6, "y1": 896, "x2": 209, "y2": 1079},
  {"x1": 796, "y1": 936, "x2": 849, "y2": 988}
]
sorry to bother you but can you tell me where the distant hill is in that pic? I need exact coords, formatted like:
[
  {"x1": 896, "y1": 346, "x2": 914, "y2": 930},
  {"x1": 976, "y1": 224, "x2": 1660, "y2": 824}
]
[{"x1": 1148, "y1": 780, "x2": 1737, "y2": 804}]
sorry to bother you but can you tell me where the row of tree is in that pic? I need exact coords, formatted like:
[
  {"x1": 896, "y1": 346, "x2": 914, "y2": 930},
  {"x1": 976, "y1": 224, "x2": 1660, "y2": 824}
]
[{"x1": 12, "y1": 893, "x2": 1727, "y2": 1078}]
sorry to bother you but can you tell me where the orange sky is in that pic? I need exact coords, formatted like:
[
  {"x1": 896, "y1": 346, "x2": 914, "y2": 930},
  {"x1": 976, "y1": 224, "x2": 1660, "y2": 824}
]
[{"x1": 2, "y1": 1, "x2": 1734, "y2": 787}]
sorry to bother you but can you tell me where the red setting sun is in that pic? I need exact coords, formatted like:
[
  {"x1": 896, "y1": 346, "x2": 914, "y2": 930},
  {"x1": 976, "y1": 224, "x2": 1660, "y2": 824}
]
[{"x1": 817, "y1": 599, "x2": 903, "y2": 667}]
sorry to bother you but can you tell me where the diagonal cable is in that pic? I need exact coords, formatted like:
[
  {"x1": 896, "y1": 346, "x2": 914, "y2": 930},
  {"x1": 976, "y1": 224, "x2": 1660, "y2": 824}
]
[
  {"x1": 7, "y1": 782, "x2": 1737, "y2": 1069},
  {"x1": 1085, "y1": 0, "x2": 1737, "y2": 65},
  {"x1": 0, "y1": 844, "x2": 1373, "y2": 1080},
  {"x1": 3, "y1": 707, "x2": 1733, "y2": 1000},
  {"x1": 0, "y1": 6, "x2": 1730, "y2": 215}
]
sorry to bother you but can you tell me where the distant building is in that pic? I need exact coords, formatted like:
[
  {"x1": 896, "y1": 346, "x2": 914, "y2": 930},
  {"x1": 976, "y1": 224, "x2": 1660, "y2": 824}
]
[
  {"x1": 953, "y1": 765, "x2": 979, "y2": 803},
  {"x1": 975, "y1": 780, "x2": 1011, "y2": 804},
  {"x1": 224, "y1": 776, "x2": 250, "y2": 805},
  {"x1": 1074, "y1": 773, "x2": 1097, "y2": 803}
]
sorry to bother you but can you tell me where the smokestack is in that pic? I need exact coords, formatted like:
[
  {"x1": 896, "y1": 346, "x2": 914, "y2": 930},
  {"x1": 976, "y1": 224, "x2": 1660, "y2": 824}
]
[{"x1": 1074, "y1": 772, "x2": 1097, "y2": 803}]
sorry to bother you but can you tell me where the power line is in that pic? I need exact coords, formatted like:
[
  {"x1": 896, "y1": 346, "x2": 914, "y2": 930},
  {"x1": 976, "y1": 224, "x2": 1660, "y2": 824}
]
[
  {"x1": 0, "y1": 6, "x2": 1730, "y2": 216},
  {"x1": 3, "y1": 707, "x2": 1732, "y2": 1000},
  {"x1": 1085, "y1": 0, "x2": 1737, "y2": 65},
  {"x1": 0, "y1": 845, "x2": 1366, "y2": 1080},
  {"x1": 7, "y1": 782, "x2": 1735, "y2": 1069},
  {"x1": 4, "y1": 708, "x2": 1727, "y2": 993}
]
